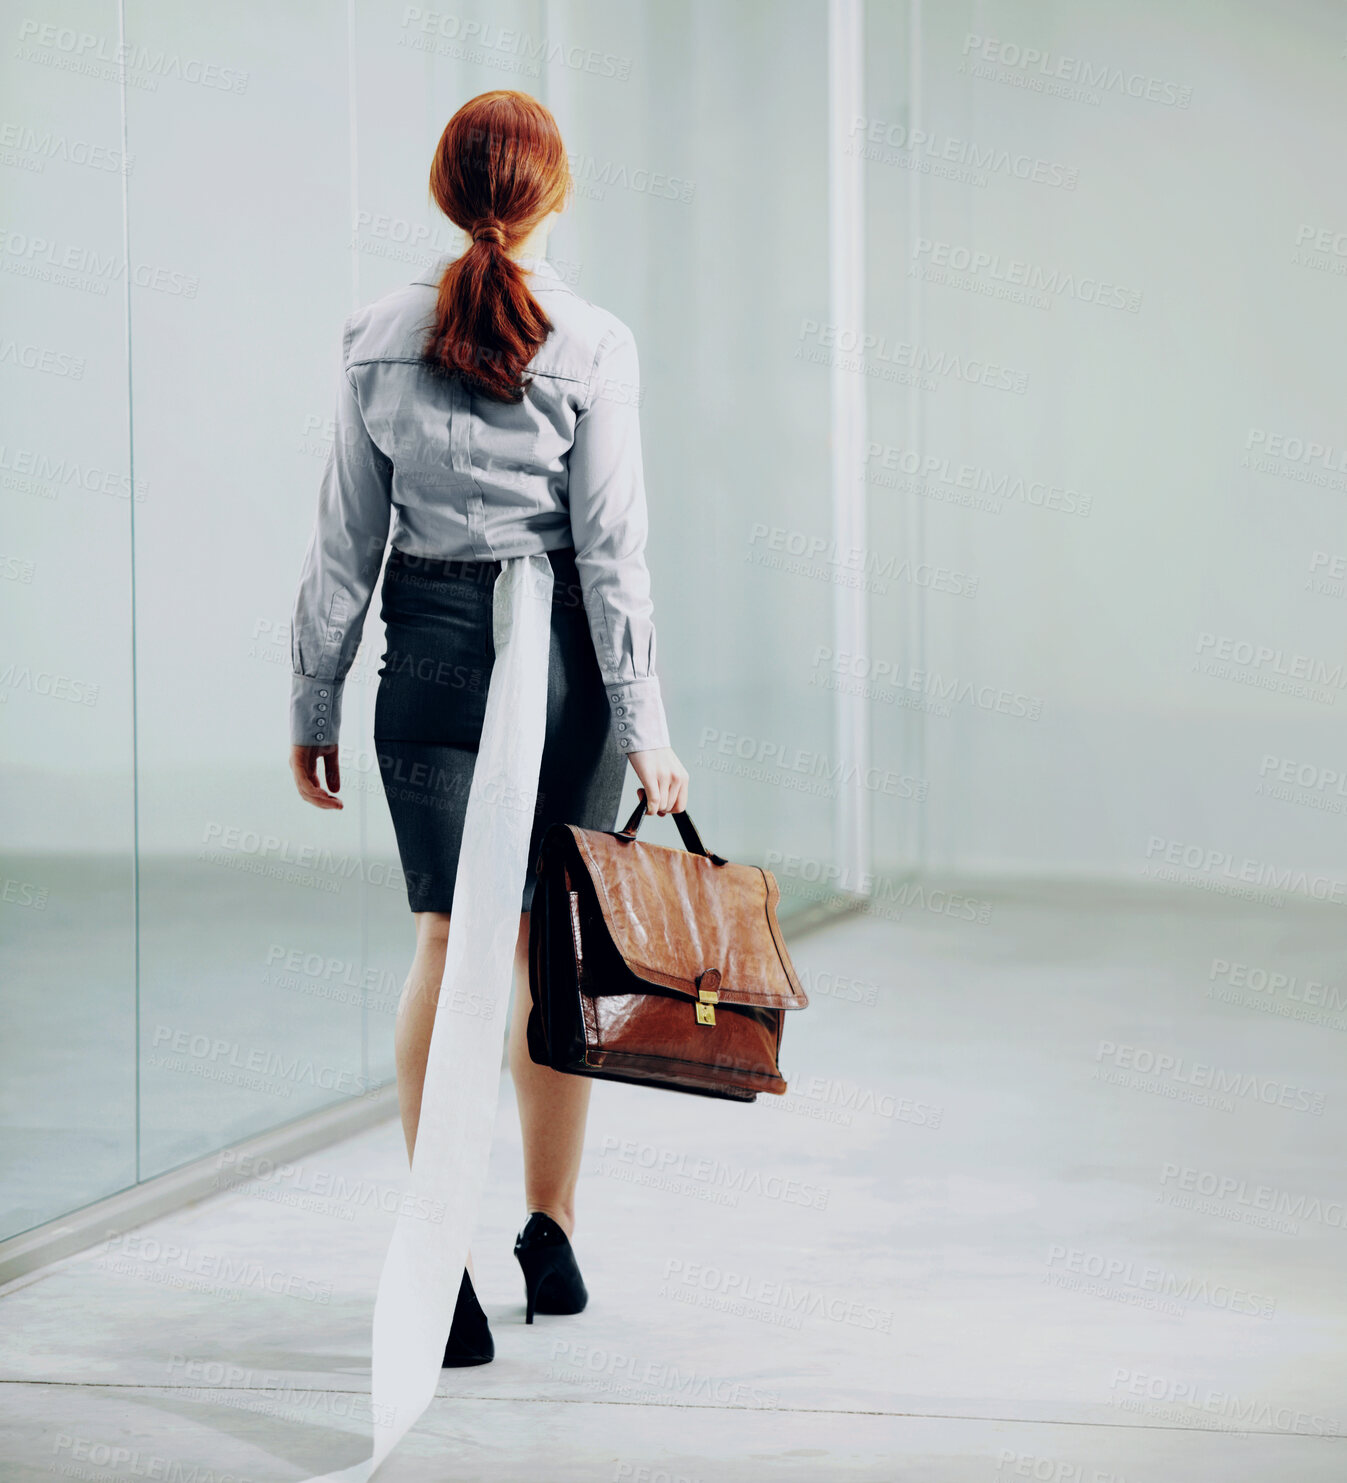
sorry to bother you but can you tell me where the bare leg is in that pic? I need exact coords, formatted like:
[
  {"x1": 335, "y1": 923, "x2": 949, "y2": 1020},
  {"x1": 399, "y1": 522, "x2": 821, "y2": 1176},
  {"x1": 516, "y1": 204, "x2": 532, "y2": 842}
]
[
  {"x1": 395, "y1": 908, "x2": 592, "y2": 1279},
  {"x1": 507, "y1": 910, "x2": 592, "y2": 1239},
  {"x1": 394, "y1": 911, "x2": 449, "y2": 1158},
  {"x1": 395, "y1": 910, "x2": 482, "y2": 1278}
]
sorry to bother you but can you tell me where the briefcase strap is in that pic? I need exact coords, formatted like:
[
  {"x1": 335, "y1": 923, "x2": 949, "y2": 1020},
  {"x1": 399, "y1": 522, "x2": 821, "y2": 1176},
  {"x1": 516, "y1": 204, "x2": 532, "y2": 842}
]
[{"x1": 616, "y1": 799, "x2": 727, "y2": 866}]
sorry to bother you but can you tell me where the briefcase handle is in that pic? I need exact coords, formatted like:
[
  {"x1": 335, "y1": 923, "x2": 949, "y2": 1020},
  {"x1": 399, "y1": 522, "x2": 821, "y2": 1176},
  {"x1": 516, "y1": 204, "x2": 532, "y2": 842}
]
[{"x1": 617, "y1": 794, "x2": 727, "y2": 866}]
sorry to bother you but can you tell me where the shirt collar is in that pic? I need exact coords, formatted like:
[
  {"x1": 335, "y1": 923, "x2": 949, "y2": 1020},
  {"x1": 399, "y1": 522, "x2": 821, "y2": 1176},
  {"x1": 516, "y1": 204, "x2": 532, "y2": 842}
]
[{"x1": 412, "y1": 251, "x2": 560, "y2": 288}]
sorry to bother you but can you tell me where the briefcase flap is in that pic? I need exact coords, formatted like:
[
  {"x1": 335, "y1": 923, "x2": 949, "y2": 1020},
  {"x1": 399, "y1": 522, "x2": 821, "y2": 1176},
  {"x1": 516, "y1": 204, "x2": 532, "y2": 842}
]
[{"x1": 554, "y1": 824, "x2": 809, "y2": 1011}]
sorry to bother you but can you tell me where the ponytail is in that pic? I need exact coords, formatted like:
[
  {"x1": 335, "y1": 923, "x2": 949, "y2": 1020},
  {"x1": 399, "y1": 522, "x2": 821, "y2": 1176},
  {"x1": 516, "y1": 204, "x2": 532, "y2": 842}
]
[{"x1": 423, "y1": 91, "x2": 572, "y2": 403}]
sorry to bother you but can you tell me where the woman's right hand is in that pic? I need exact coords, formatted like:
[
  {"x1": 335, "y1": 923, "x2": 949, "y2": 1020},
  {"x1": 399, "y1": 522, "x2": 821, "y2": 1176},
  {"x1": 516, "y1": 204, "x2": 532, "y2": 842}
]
[
  {"x1": 627, "y1": 745, "x2": 689, "y2": 816},
  {"x1": 291, "y1": 743, "x2": 344, "y2": 810}
]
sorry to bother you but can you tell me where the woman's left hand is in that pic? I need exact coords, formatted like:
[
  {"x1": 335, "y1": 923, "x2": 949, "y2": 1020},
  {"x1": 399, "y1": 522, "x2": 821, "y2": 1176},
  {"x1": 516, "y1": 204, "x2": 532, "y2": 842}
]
[
  {"x1": 291, "y1": 744, "x2": 343, "y2": 810},
  {"x1": 627, "y1": 745, "x2": 689, "y2": 816}
]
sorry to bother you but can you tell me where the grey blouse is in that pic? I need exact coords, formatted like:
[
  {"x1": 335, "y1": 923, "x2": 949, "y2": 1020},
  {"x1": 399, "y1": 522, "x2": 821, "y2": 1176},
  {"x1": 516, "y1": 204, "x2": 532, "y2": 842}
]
[{"x1": 289, "y1": 252, "x2": 669, "y2": 758}]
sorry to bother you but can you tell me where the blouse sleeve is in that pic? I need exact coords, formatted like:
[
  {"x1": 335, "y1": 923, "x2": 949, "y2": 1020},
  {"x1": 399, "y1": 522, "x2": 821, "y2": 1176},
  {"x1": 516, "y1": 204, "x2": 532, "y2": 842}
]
[
  {"x1": 566, "y1": 324, "x2": 670, "y2": 756},
  {"x1": 288, "y1": 317, "x2": 393, "y2": 747}
]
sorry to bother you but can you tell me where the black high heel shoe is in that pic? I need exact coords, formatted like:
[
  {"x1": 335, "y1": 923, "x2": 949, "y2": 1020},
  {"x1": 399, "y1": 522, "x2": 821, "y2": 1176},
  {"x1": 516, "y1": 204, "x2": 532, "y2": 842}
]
[
  {"x1": 513, "y1": 1212, "x2": 588, "y2": 1324},
  {"x1": 441, "y1": 1267, "x2": 494, "y2": 1366}
]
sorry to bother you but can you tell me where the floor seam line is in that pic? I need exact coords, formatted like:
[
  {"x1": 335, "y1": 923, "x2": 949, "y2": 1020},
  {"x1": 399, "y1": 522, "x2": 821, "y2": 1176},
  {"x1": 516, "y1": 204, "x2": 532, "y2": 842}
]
[{"x1": 0, "y1": 1380, "x2": 1342, "y2": 1439}]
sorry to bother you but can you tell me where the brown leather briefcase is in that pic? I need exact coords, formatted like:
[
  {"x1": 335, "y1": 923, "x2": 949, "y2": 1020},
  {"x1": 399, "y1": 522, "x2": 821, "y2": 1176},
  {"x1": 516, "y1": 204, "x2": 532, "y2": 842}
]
[{"x1": 526, "y1": 799, "x2": 808, "y2": 1101}]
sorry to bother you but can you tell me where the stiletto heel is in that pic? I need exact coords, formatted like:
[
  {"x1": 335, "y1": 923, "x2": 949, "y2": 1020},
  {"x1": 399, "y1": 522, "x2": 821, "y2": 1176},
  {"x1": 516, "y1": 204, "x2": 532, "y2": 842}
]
[
  {"x1": 514, "y1": 1211, "x2": 588, "y2": 1324},
  {"x1": 441, "y1": 1267, "x2": 494, "y2": 1366}
]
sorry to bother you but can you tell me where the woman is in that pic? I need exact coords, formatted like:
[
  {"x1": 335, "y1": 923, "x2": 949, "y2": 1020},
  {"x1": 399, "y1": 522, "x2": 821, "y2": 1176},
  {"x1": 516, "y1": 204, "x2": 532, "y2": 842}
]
[{"x1": 287, "y1": 90, "x2": 688, "y2": 1368}]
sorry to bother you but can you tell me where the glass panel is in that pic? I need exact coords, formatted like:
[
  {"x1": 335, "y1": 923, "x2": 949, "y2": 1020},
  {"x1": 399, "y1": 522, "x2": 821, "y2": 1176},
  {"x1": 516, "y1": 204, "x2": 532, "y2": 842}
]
[
  {"x1": 548, "y1": 0, "x2": 837, "y2": 909},
  {"x1": 883, "y1": 0, "x2": 1347, "y2": 881},
  {"x1": 2, "y1": 0, "x2": 842, "y2": 1234},
  {"x1": 123, "y1": 4, "x2": 370, "y2": 1177},
  {"x1": 0, "y1": 0, "x2": 137, "y2": 1236}
]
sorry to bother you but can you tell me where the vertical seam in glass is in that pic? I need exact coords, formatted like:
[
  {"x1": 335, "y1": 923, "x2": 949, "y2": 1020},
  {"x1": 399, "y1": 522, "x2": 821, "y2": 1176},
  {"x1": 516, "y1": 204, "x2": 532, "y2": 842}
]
[
  {"x1": 906, "y1": 0, "x2": 927, "y2": 872},
  {"x1": 116, "y1": 0, "x2": 142, "y2": 1183},
  {"x1": 828, "y1": 0, "x2": 870, "y2": 895},
  {"x1": 348, "y1": 0, "x2": 370, "y2": 1091}
]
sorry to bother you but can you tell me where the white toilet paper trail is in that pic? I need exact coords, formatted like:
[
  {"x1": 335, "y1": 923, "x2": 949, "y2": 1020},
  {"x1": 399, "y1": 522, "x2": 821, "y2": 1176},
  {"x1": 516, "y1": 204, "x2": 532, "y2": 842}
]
[{"x1": 305, "y1": 552, "x2": 554, "y2": 1481}]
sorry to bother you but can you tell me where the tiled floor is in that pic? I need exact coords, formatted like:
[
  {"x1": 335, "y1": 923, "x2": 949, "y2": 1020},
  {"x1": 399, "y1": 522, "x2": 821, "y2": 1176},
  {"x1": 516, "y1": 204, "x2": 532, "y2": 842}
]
[{"x1": 2, "y1": 881, "x2": 1344, "y2": 1480}]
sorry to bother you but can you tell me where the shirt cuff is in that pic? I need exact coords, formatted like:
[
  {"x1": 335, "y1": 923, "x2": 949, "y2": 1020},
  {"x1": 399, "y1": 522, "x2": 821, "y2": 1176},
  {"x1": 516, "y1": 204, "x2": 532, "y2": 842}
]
[
  {"x1": 606, "y1": 676, "x2": 669, "y2": 755},
  {"x1": 291, "y1": 673, "x2": 344, "y2": 747}
]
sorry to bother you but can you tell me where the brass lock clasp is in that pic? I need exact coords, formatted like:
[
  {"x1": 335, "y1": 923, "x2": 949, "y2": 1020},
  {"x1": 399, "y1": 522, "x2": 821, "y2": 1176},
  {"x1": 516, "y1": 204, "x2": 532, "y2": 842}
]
[{"x1": 694, "y1": 968, "x2": 721, "y2": 1026}]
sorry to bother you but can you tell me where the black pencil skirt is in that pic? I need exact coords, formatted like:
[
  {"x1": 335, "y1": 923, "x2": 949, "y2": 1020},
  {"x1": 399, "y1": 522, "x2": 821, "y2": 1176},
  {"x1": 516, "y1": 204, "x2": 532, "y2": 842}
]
[{"x1": 373, "y1": 544, "x2": 627, "y2": 914}]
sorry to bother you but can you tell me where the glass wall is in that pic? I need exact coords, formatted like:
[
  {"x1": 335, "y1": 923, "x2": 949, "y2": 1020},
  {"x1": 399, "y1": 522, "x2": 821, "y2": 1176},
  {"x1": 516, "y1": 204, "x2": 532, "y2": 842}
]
[
  {"x1": 4, "y1": 0, "x2": 1342, "y2": 1258},
  {"x1": 0, "y1": 0, "x2": 138, "y2": 1237},
  {"x1": 866, "y1": 0, "x2": 1347, "y2": 882},
  {"x1": 0, "y1": 0, "x2": 841, "y2": 1241}
]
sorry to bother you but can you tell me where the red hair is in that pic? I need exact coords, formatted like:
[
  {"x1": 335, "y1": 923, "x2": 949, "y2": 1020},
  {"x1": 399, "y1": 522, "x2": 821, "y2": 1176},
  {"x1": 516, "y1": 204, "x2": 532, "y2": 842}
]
[{"x1": 423, "y1": 90, "x2": 572, "y2": 403}]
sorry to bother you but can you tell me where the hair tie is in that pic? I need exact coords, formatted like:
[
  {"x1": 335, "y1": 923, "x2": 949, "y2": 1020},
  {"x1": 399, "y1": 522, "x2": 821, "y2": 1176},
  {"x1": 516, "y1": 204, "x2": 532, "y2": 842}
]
[{"x1": 471, "y1": 220, "x2": 505, "y2": 246}]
